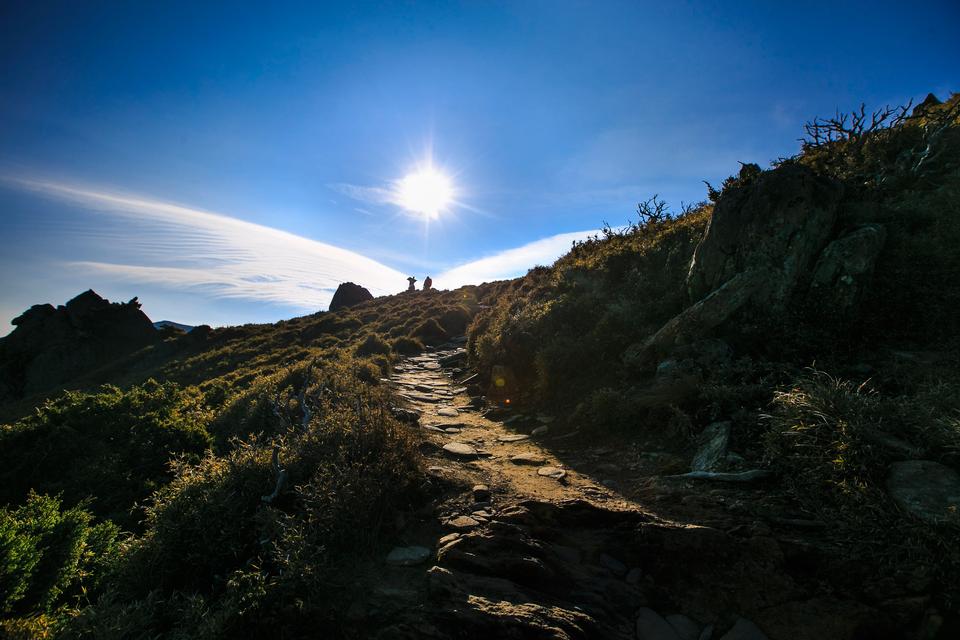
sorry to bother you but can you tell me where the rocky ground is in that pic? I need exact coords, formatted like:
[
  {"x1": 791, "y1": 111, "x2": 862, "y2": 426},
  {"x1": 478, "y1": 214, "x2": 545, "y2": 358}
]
[{"x1": 335, "y1": 341, "x2": 948, "y2": 639}]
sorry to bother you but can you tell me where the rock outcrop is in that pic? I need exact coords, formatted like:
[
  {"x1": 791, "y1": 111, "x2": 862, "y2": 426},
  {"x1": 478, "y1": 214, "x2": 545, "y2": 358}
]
[
  {"x1": 687, "y1": 163, "x2": 843, "y2": 307},
  {"x1": 640, "y1": 163, "x2": 888, "y2": 368},
  {"x1": 0, "y1": 290, "x2": 158, "y2": 403},
  {"x1": 328, "y1": 282, "x2": 373, "y2": 311}
]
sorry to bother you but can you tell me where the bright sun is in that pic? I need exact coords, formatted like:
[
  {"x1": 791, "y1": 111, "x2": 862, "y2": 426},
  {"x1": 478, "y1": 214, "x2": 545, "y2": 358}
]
[{"x1": 396, "y1": 167, "x2": 454, "y2": 220}]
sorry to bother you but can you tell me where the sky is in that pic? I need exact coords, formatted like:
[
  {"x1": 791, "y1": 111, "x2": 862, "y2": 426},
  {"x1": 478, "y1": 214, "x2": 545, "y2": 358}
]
[{"x1": 1, "y1": 1, "x2": 957, "y2": 332}]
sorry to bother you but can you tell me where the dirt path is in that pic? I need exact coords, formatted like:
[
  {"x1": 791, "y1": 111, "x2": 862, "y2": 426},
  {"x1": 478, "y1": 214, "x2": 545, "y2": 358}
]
[{"x1": 365, "y1": 343, "x2": 929, "y2": 640}]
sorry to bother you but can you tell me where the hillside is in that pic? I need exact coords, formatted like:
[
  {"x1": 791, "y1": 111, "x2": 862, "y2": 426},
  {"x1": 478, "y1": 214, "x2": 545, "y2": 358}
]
[{"x1": 1, "y1": 94, "x2": 959, "y2": 639}]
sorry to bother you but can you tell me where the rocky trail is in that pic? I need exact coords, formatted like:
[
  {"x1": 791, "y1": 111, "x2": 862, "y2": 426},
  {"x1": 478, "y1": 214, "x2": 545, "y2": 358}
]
[{"x1": 352, "y1": 341, "x2": 941, "y2": 640}]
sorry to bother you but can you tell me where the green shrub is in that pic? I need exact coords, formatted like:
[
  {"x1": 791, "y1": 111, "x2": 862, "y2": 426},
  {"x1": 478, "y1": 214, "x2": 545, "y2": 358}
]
[
  {"x1": 389, "y1": 336, "x2": 424, "y2": 355},
  {"x1": 354, "y1": 333, "x2": 391, "y2": 357},
  {"x1": 0, "y1": 381, "x2": 212, "y2": 526},
  {"x1": 72, "y1": 359, "x2": 423, "y2": 637},
  {"x1": 1, "y1": 492, "x2": 118, "y2": 618},
  {"x1": 411, "y1": 318, "x2": 448, "y2": 345},
  {"x1": 438, "y1": 306, "x2": 471, "y2": 336}
]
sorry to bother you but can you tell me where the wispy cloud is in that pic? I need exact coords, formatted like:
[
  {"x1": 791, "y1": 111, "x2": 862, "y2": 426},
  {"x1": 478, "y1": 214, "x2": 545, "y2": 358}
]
[
  {"x1": 4, "y1": 177, "x2": 408, "y2": 310},
  {"x1": 434, "y1": 229, "x2": 599, "y2": 289},
  {"x1": 327, "y1": 182, "x2": 395, "y2": 206},
  {"x1": 3, "y1": 176, "x2": 605, "y2": 316}
]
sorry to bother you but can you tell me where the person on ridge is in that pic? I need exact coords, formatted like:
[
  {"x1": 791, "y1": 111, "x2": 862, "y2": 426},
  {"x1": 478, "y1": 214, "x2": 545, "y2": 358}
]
[
  {"x1": 406, "y1": 276, "x2": 417, "y2": 292},
  {"x1": 423, "y1": 276, "x2": 433, "y2": 291}
]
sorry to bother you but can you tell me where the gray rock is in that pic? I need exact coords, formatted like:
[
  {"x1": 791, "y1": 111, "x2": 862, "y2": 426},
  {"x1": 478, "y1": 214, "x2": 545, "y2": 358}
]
[
  {"x1": 437, "y1": 407, "x2": 459, "y2": 417},
  {"x1": 688, "y1": 163, "x2": 842, "y2": 307},
  {"x1": 666, "y1": 614, "x2": 703, "y2": 640},
  {"x1": 538, "y1": 466, "x2": 567, "y2": 480},
  {"x1": 437, "y1": 533, "x2": 460, "y2": 546},
  {"x1": 632, "y1": 269, "x2": 764, "y2": 365},
  {"x1": 691, "y1": 421, "x2": 732, "y2": 472},
  {"x1": 719, "y1": 617, "x2": 768, "y2": 639},
  {"x1": 699, "y1": 625, "x2": 714, "y2": 640},
  {"x1": 636, "y1": 607, "x2": 682, "y2": 639},
  {"x1": 810, "y1": 223, "x2": 887, "y2": 311},
  {"x1": 671, "y1": 470, "x2": 772, "y2": 483},
  {"x1": 329, "y1": 282, "x2": 373, "y2": 311},
  {"x1": 598, "y1": 553, "x2": 627, "y2": 577},
  {"x1": 445, "y1": 515, "x2": 480, "y2": 530},
  {"x1": 498, "y1": 434, "x2": 530, "y2": 443},
  {"x1": 531, "y1": 425, "x2": 549, "y2": 437},
  {"x1": 443, "y1": 442, "x2": 478, "y2": 458},
  {"x1": 886, "y1": 460, "x2": 960, "y2": 524},
  {"x1": 386, "y1": 545, "x2": 432, "y2": 566},
  {"x1": 511, "y1": 452, "x2": 546, "y2": 466}
]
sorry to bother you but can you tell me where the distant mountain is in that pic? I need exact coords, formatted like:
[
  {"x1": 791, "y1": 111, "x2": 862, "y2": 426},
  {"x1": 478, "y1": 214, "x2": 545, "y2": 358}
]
[{"x1": 153, "y1": 320, "x2": 195, "y2": 333}]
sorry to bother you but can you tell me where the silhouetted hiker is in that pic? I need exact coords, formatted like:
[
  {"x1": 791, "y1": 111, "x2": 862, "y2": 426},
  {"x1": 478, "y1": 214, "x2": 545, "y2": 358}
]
[
  {"x1": 407, "y1": 276, "x2": 417, "y2": 292},
  {"x1": 423, "y1": 276, "x2": 433, "y2": 291}
]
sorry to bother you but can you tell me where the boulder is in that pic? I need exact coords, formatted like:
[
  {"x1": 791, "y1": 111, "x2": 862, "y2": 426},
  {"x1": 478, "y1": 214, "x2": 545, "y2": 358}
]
[
  {"x1": 687, "y1": 163, "x2": 843, "y2": 306},
  {"x1": 886, "y1": 460, "x2": 960, "y2": 524},
  {"x1": 328, "y1": 282, "x2": 373, "y2": 311},
  {"x1": 809, "y1": 224, "x2": 887, "y2": 311}
]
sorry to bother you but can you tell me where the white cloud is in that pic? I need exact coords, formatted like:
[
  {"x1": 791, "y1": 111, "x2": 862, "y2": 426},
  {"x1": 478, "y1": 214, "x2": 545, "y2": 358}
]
[
  {"x1": 434, "y1": 229, "x2": 599, "y2": 289},
  {"x1": 5, "y1": 177, "x2": 408, "y2": 310},
  {"x1": 4, "y1": 176, "x2": 605, "y2": 316}
]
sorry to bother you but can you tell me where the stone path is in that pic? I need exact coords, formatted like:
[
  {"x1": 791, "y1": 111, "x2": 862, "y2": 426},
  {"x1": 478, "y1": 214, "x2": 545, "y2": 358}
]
[{"x1": 376, "y1": 342, "x2": 795, "y2": 639}]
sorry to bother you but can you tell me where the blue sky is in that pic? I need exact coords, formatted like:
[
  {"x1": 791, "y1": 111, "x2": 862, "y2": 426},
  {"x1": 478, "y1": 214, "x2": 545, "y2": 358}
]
[{"x1": 1, "y1": 1, "x2": 957, "y2": 332}]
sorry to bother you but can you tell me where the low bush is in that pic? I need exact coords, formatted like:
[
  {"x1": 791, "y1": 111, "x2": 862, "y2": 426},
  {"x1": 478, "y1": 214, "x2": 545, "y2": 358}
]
[
  {"x1": 0, "y1": 381, "x2": 212, "y2": 526},
  {"x1": 69, "y1": 359, "x2": 424, "y2": 637},
  {"x1": 1, "y1": 493, "x2": 119, "y2": 621}
]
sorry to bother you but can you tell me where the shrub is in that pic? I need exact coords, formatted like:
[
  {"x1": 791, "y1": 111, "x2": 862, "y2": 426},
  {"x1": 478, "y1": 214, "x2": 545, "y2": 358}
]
[
  {"x1": 411, "y1": 318, "x2": 448, "y2": 345},
  {"x1": 71, "y1": 360, "x2": 424, "y2": 637},
  {"x1": 437, "y1": 306, "x2": 471, "y2": 336},
  {"x1": 389, "y1": 336, "x2": 424, "y2": 355},
  {"x1": 0, "y1": 381, "x2": 212, "y2": 526},
  {"x1": 1, "y1": 492, "x2": 118, "y2": 618},
  {"x1": 354, "y1": 333, "x2": 391, "y2": 357}
]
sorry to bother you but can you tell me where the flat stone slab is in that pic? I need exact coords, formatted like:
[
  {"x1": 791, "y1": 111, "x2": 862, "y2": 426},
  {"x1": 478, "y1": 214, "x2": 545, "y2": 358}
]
[
  {"x1": 498, "y1": 434, "x2": 530, "y2": 443},
  {"x1": 437, "y1": 407, "x2": 460, "y2": 417},
  {"x1": 386, "y1": 546, "x2": 432, "y2": 566},
  {"x1": 887, "y1": 460, "x2": 960, "y2": 524},
  {"x1": 511, "y1": 452, "x2": 546, "y2": 465},
  {"x1": 445, "y1": 515, "x2": 480, "y2": 530},
  {"x1": 538, "y1": 466, "x2": 567, "y2": 480},
  {"x1": 442, "y1": 442, "x2": 478, "y2": 458}
]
